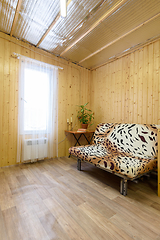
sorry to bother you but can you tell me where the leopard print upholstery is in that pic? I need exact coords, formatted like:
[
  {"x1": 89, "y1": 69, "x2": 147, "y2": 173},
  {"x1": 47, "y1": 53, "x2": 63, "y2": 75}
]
[{"x1": 69, "y1": 123, "x2": 158, "y2": 179}]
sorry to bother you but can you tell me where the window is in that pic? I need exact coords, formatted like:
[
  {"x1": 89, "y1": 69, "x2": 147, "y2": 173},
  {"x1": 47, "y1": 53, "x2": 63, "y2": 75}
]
[
  {"x1": 22, "y1": 66, "x2": 51, "y2": 133},
  {"x1": 17, "y1": 57, "x2": 58, "y2": 162}
]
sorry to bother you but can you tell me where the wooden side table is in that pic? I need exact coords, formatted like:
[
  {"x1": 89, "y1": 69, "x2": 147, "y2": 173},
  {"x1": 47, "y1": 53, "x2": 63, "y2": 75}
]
[{"x1": 65, "y1": 130, "x2": 95, "y2": 157}]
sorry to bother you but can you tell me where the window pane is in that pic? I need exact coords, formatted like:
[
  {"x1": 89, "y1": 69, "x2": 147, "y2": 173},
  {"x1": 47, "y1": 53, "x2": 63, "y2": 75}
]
[{"x1": 24, "y1": 68, "x2": 50, "y2": 131}]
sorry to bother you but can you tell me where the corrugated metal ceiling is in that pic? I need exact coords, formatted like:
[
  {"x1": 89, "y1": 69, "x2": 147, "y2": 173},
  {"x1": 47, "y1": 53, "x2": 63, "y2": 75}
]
[
  {"x1": 0, "y1": 0, "x2": 18, "y2": 34},
  {"x1": 39, "y1": 0, "x2": 118, "y2": 54},
  {"x1": 0, "y1": 0, "x2": 160, "y2": 69}
]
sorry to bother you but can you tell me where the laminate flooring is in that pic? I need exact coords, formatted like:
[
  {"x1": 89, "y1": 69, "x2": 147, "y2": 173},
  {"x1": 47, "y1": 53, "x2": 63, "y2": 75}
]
[{"x1": 0, "y1": 157, "x2": 160, "y2": 240}]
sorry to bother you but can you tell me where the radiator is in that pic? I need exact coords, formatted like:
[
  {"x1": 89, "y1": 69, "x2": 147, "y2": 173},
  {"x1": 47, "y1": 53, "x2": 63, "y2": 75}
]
[{"x1": 23, "y1": 138, "x2": 48, "y2": 161}]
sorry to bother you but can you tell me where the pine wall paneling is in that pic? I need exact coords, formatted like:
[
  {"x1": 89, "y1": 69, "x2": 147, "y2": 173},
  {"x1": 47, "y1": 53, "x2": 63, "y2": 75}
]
[
  {"x1": 91, "y1": 39, "x2": 160, "y2": 128},
  {"x1": 1, "y1": 31, "x2": 160, "y2": 167},
  {"x1": 0, "y1": 32, "x2": 91, "y2": 167},
  {"x1": 0, "y1": 37, "x2": 4, "y2": 166}
]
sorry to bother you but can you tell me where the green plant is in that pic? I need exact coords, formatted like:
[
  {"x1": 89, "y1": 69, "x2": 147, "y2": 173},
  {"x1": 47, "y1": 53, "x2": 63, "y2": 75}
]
[{"x1": 77, "y1": 102, "x2": 94, "y2": 126}]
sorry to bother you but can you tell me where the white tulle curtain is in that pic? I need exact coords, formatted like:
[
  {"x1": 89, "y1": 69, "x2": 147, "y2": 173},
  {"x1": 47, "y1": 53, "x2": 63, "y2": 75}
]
[{"x1": 17, "y1": 56, "x2": 58, "y2": 163}]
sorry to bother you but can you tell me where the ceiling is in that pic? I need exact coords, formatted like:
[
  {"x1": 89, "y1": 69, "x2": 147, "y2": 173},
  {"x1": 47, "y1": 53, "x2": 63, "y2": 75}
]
[{"x1": 0, "y1": 0, "x2": 160, "y2": 70}]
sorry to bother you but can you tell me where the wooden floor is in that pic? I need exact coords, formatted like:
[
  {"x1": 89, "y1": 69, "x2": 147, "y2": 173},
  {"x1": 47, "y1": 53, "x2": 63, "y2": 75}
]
[{"x1": 0, "y1": 157, "x2": 160, "y2": 240}]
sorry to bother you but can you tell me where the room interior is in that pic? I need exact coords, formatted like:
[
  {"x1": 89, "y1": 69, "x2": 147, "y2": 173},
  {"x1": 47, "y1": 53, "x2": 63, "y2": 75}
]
[{"x1": 0, "y1": 0, "x2": 160, "y2": 239}]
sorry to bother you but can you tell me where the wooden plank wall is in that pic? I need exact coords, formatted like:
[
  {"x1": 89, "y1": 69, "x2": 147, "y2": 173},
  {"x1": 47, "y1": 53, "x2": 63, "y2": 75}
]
[
  {"x1": 1, "y1": 32, "x2": 159, "y2": 168},
  {"x1": 0, "y1": 32, "x2": 91, "y2": 167},
  {"x1": 91, "y1": 39, "x2": 160, "y2": 128}
]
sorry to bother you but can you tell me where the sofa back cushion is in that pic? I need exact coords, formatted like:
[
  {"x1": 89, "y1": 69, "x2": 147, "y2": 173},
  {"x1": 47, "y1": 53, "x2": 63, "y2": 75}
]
[{"x1": 94, "y1": 123, "x2": 158, "y2": 159}]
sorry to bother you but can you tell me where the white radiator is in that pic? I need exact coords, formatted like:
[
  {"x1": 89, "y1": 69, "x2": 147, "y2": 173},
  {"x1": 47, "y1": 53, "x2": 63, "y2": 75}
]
[{"x1": 23, "y1": 138, "x2": 48, "y2": 161}]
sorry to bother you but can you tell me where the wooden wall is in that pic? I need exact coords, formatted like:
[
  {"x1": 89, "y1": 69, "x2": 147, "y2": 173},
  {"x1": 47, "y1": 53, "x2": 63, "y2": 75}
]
[
  {"x1": 0, "y1": 32, "x2": 91, "y2": 167},
  {"x1": 91, "y1": 39, "x2": 160, "y2": 128},
  {"x1": 1, "y1": 31, "x2": 160, "y2": 168},
  {"x1": 58, "y1": 63, "x2": 91, "y2": 157}
]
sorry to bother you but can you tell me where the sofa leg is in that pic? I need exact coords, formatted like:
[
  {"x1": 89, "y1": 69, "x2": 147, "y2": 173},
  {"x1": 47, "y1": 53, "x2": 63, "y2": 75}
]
[
  {"x1": 120, "y1": 179, "x2": 128, "y2": 196},
  {"x1": 120, "y1": 178, "x2": 124, "y2": 195},
  {"x1": 77, "y1": 158, "x2": 81, "y2": 171},
  {"x1": 123, "y1": 179, "x2": 127, "y2": 196}
]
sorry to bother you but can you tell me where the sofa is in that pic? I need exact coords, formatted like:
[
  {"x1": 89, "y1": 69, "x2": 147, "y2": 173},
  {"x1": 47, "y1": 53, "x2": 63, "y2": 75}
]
[{"x1": 69, "y1": 123, "x2": 158, "y2": 195}]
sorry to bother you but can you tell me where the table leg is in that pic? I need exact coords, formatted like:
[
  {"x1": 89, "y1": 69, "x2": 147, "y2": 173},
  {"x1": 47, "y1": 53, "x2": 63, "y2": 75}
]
[
  {"x1": 72, "y1": 133, "x2": 82, "y2": 146},
  {"x1": 68, "y1": 132, "x2": 94, "y2": 158},
  {"x1": 68, "y1": 133, "x2": 82, "y2": 158},
  {"x1": 83, "y1": 132, "x2": 94, "y2": 144}
]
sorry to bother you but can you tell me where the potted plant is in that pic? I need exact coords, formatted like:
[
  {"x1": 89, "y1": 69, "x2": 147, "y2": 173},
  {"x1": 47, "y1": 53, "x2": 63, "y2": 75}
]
[{"x1": 77, "y1": 102, "x2": 94, "y2": 129}]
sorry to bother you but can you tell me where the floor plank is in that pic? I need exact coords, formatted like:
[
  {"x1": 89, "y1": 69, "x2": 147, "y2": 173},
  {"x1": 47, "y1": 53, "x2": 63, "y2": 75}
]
[{"x1": 0, "y1": 157, "x2": 160, "y2": 240}]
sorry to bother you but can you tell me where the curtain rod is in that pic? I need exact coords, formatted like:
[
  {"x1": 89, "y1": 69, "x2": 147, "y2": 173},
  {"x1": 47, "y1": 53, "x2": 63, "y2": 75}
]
[
  {"x1": 11, "y1": 52, "x2": 63, "y2": 70},
  {"x1": 0, "y1": 33, "x2": 83, "y2": 70}
]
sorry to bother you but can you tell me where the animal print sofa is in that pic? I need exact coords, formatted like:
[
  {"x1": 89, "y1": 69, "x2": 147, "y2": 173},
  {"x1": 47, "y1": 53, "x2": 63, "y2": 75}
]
[{"x1": 69, "y1": 123, "x2": 158, "y2": 195}]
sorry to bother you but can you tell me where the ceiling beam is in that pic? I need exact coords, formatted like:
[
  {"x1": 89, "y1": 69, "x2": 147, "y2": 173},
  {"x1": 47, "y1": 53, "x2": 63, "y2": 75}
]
[
  {"x1": 60, "y1": 0, "x2": 128, "y2": 57},
  {"x1": 10, "y1": 0, "x2": 22, "y2": 37},
  {"x1": 36, "y1": 13, "x2": 60, "y2": 47},
  {"x1": 36, "y1": 0, "x2": 72, "y2": 47},
  {"x1": 79, "y1": 12, "x2": 160, "y2": 64}
]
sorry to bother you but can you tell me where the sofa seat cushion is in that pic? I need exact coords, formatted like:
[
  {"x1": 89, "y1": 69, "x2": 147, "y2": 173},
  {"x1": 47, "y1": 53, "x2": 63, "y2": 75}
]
[{"x1": 69, "y1": 144, "x2": 157, "y2": 179}]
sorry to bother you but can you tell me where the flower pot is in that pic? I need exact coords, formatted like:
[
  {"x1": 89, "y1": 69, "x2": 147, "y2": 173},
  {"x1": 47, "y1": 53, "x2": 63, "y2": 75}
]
[{"x1": 81, "y1": 123, "x2": 88, "y2": 129}]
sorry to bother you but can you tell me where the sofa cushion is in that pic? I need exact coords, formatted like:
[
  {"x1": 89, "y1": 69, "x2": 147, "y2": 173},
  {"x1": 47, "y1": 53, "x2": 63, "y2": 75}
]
[
  {"x1": 69, "y1": 144, "x2": 157, "y2": 179},
  {"x1": 93, "y1": 123, "x2": 158, "y2": 159}
]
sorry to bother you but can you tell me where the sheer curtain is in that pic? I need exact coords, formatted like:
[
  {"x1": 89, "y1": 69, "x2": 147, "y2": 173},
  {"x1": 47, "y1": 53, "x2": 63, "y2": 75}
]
[{"x1": 17, "y1": 56, "x2": 58, "y2": 163}]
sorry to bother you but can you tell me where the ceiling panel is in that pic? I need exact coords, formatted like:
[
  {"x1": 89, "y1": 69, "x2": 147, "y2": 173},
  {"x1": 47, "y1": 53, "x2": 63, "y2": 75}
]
[
  {"x1": 80, "y1": 38, "x2": 131, "y2": 69},
  {"x1": 13, "y1": 0, "x2": 60, "y2": 45},
  {"x1": 61, "y1": 0, "x2": 160, "y2": 65},
  {"x1": 61, "y1": 22, "x2": 118, "y2": 62},
  {"x1": 0, "y1": 0, "x2": 18, "y2": 34},
  {"x1": 80, "y1": 15, "x2": 160, "y2": 69},
  {"x1": 39, "y1": 0, "x2": 120, "y2": 55}
]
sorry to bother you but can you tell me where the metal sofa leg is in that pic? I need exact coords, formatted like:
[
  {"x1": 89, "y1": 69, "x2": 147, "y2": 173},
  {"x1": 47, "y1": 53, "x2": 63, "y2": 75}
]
[
  {"x1": 77, "y1": 158, "x2": 81, "y2": 171},
  {"x1": 120, "y1": 178, "x2": 128, "y2": 196},
  {"x1": 123, "y1": 179, "x2": 128, "y2": 196},
  {"x1": 120, "y1": 178, "x2": 124, "y2": 195}
]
